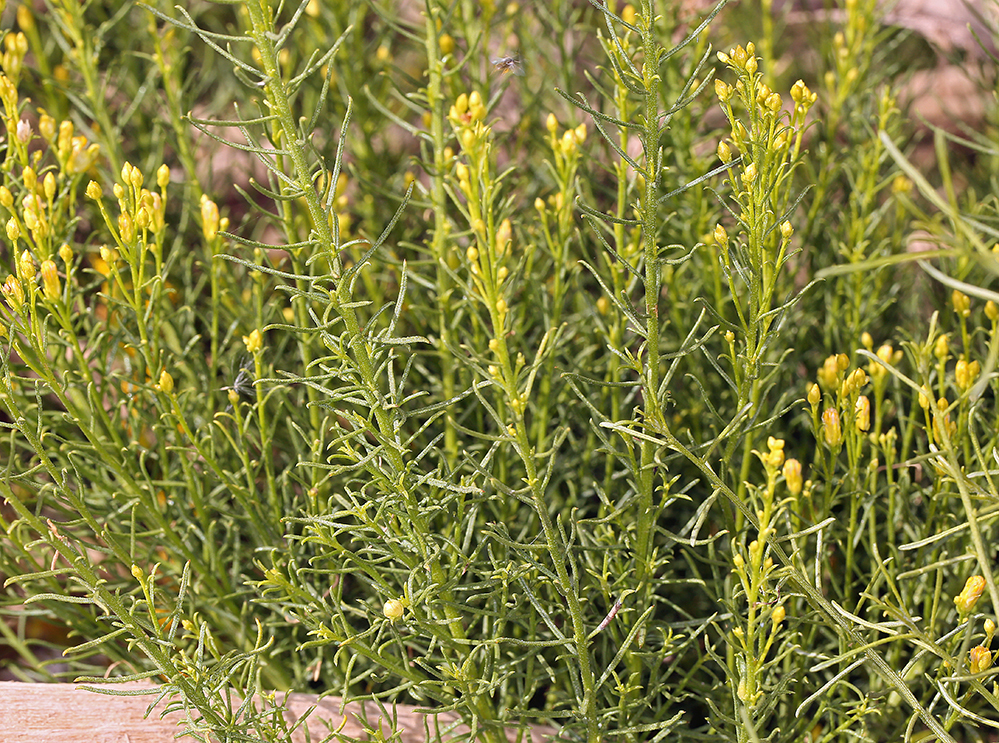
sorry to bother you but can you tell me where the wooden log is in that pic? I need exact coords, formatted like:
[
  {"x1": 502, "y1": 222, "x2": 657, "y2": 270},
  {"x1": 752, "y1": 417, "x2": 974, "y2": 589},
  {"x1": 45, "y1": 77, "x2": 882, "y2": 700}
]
[{"x1": 0, "y1": 682, "x2": 558, "y2": 742}]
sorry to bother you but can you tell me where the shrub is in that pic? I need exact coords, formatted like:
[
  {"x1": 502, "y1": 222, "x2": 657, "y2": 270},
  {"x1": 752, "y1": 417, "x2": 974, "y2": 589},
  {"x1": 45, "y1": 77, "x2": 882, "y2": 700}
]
[{"x1": 2, "y1": 1, "x2": 998, "y2": 742}]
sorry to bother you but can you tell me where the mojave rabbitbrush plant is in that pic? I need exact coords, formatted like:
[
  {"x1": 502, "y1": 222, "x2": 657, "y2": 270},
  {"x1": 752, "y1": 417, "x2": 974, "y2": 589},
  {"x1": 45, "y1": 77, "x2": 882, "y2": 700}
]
[{"x1": 1, "y1": 0, "x2": 999, "y2": 742}]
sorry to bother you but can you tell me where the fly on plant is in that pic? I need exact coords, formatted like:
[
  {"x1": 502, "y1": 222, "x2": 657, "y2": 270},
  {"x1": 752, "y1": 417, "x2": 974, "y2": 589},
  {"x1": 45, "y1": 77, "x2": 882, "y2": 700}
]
[
  {"x1": 222, "y1": 357, "x2": 255, "y2": 409},
  {"x1": 491, "y1": 55, "x2": 524, "y2": 76}
]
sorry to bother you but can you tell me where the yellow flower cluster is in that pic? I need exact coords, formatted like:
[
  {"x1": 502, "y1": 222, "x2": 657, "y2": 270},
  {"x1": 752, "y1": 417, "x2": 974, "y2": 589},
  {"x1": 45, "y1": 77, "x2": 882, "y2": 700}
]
[
  {"x1": 808, "y1": 352, "x2": 878, "y2": 462},
  {"x1": 87, "y1": 161, "x2": 170, "y2": 260}
]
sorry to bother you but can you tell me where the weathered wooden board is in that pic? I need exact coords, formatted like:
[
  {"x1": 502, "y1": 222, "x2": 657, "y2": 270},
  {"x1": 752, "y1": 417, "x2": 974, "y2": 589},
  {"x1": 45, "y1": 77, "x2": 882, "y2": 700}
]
[{"x1": 0, "y1": 682, "x2": 558, "y2": 743}]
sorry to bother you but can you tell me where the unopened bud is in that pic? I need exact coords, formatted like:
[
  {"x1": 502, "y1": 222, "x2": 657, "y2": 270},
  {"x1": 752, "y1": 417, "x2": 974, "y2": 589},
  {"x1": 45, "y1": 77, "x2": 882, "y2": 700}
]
[
  {"x1": 157, "y1": 370, "x2": 174, "y2": 394},
  {"x1": 822, "y1": 408, "x2": 842, "y2": 448},
  {"x1": 955, "y1": 575, "x2": 986, "y2": 616},
  {"x1": 40, "y1": 259, "x2": 60, "y2": 301},
  {"x1": 384, "y1": 598, "x2": 405, "y2": 621},
  {"x1": 955, "y1": 359, "x2": 981, "y2": 392},
  {"x1": 855, "y1": 395, "x2": 870, "y2": 432},
  {"x1": 953, "y1": 290, "x2": 971, "y2": 318},
  {"x1": 782, "y1": 458, "x2": 802, "y2": 495}
]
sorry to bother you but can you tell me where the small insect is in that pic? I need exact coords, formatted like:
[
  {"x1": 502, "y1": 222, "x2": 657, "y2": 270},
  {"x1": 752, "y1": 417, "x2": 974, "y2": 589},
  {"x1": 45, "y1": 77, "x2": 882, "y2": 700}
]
[
  {"x1": 491, "y1": 55, "x2": 524, "y2": 76},
  {"x1": 594, "y1": 598, "x2": 623, "y2": 634},
  {"x1": 221, "y1": 357, "x2": 256, "y2": 410}
]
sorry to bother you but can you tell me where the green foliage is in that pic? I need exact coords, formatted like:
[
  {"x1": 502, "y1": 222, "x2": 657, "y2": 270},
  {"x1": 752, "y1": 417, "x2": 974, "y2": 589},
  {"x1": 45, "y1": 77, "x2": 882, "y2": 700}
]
[{"x1": 2, "y1": 1, "x2": 999, "y2": 742}]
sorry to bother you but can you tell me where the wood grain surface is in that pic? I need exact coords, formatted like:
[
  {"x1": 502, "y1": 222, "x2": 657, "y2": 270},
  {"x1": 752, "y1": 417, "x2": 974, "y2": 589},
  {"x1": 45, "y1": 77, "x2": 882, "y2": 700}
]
[{"x1": 0, "y1": 682, "x2": 559, "y2": 743}]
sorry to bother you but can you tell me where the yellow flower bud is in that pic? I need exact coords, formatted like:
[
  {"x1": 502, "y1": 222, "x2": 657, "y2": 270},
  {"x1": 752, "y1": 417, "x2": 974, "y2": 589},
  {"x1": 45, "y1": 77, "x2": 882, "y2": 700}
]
[
  {"x1": 713, "y1": 223, "x2": 728, "y2": 245},
  {"x1": 934, "y1": 334, "x2": 949, "y2": 361},
  {"x1": 2, "y1": 274, "x2": 24, "y2": 312},
  {"x1": 38, "y1": 113, "x2": 54, "y2": 142},
  {"x1": 817, "y1": 355, "x2": 839, "y2": 389},
  {"x1": 780, "y1": 221, "x2": 793, "y2": 240},
  {"x1": 384, "y1": 598, "x2": 405, "y2": 621},
  {"x1": 157, "y1": 164, "x2": 170, "y2": 190},
  {"x1": 200, "y1": 195, "x2": 220, "y2": 241},
  {"x1": 766, "y1": 436, "x2": 785, "y2": 468},
  {"x1": 546, "y1": 113, "x2": 558, "y2": 133},
  {"x1": 807, "y1": 382, "x2": 821, "y2": 407},
  {"x1": 970, "y1": 645, "x2": 993, "y2": 674},
  {"x1": 955, "y1": 575, "x2": 986, "y2": 616},
  {"x1": 717, "y1": 140, "x2": 732, "y2": 163},
  {"x1": 782, "y1": 458, "x2": 802, "y2": 496},
  {"x1": 822, "y1": 408, "x2": 842, "y2": 448},
  {"x1": 86, "y1": 180, "x2": 103, "y2": 200},
  {"x1": 790, "y1": 79, "x2": 809, "y2": 105},
  {"x1": 855, "y1": 395, "x2": 870, "y2": 432},
  {"x1": 19, "y1": 250, "x2": 34, "y2": 281},
  {"x1": 559, "y1": 129, "x2": 576, "y2": 155},
  {"x1": 952, "y1": 289, "x2": 971, "y2": 318},
  {"x1": 715, "y1": 79, "x2": 732, "y2": 102},
  {"x1": 40, "y1": 259, "x2": 60, "y2": 301},
  {"x1": 42, "y1": 172, "x2": 56, "y2": 202},
  {"x1": 118, "y1": 212, "x2": 134, "y2": 243},
  {"x1": 5, "y1": 217, "x2": 18, "y2": 242},
  {"x1": 987, "y1": 300, "x2": 999, "y2": 322},
  {"x1": 771, "y1": 605, "x2": 786, "y2": 626},
  {"x1": 439, "y1": 33, "x2": 455, "y2": 55},
  {"x1": 743, "y1": 162, "x2": 757, "y2": 184},
  {"x1": 243, "y1": 328, "x2": 263, "y2": 354},
  {"x1": 157, "y1": 369, "x2": 174, "y2": 394},
  {"x1": 955, "y1": 359, "x2": 980, "y2": 391},
  {"x1": 891, "y1": 175, "x2": 912, "y2": 195}
]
